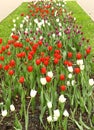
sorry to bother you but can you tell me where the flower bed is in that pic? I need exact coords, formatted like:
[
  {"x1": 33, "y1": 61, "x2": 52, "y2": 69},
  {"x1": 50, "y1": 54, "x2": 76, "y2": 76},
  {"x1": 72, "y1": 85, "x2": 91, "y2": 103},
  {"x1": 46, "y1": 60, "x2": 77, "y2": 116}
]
[{"x1": 0, "y1": 1, "x2": 94, "y2": 130}]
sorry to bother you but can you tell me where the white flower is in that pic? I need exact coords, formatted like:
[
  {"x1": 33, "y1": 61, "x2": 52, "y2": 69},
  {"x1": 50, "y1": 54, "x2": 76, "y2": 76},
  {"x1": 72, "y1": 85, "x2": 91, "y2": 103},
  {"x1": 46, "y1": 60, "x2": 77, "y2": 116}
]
[
  {"x1": 56, "y1": 18, "x2": 59, "y2": 22},
  {"x1": 40, "y1": 36, "x2": 43, "y2": 40},
  {"x1": 59, "y1": 95, "x2": 66, "y2": 103},
  {"x1": 53, "y1": 116, "x2": 58, "y2": 122},
  {"x1": 47, "y1": 116, "x2": 53, "y2": 123},
  {"x1": 47, "y1": 101, "x2": 52, "y2": 109},
  {"x1": 68, "y1": 73, "x2": 72, "y2": 79},
  {"x1": 34, "y1": 18, "x2": 38, "y2": 24},
  {"x1": 10, "y1": 104, "x2": 15, "y2": 111},
  {"x1": 77, "y1": 59, "x2": 83, "y2": 65},
  {"x1": 40, "y1": 78, "x2": 47, "y2": 85},
  {"x1": 13, "y1": 19, "x2": 16, "y2": 23},
  {"x1": 80, "y1": 64, "x2": 85, "y2": 70},
  {"x1": 48, "y1": 22, "x2": 50, "y2": 26},
  {"x1": 67, "y1": 81, "x2": 70, "y2": 86},
  {"x1": 71, "y1": 80, "x2": 76, "y2": 86},
  {"x1": 52, "y1": 33, "x2": 55, "y2": 38},
  {"x1": 67, "y1": 66, "x2": 73, "y2": 73},
  {"x1": 12, "y1": 28, "x2": 15, "y2": 31},
  {"x1": 54, "y1": 109, "x2": 60, "y2": 118},
  {"x1": 1, "y1": 110, "x2": 7, "y2": 117},
  {"x1": 63, "y1": 110, "x2": 69, "y2": 117},
  {"x1": 59, "y1": 23, "x2": 62, "y2": 26},
  {"x1": 16, "y1": 17, "x2": 19, "y2": 20},
  {"x1": 20, "y1": 24, "x2": 23, "y2": 28},
  {"x1": 89, "y1": 79, "x2": 94, "y2": 86},
  {"x1": 30, "y1": 90, "x2": 37, "y2": 98},
  {"x1": 47, "y1": 71, "x2": 53, "y2": 78},
  {"x1": 59, "y1": 32, "x2": 62, "y2": 36}
]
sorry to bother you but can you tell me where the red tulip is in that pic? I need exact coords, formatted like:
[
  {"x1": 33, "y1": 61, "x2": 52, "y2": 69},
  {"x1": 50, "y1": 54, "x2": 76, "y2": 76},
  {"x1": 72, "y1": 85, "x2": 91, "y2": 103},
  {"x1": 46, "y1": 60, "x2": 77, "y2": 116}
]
[
  {"x1": 74, "y1": 67, "x2": 80, "y2": 74},
  {"x1": 57, "y1": 42, "x2": 62, "y2": 48},
  {"x1": 86, "y1": 47, "x2": 91, "y2": 54},
  {"x1": 4, "y1": 65, "x2": 10, "y2": 71},
  {"x1": 19, "y1": 77, "x2": 24, "y2": 83},
  {"x1": 38, "y1": 40, "x2": 42, "y2": 46},
  {"x1": 0, "y1": 56, "x2": 4, "y2": 61},
  {"x1": 60, "y1": 74, "x2": 65, "y2": 80},
  {"x1": 54, "y1": 58, "x2": 59, "y2": 65},
  {"x1": 9, "y1": 60, "x2": 16, "y2": 67},
  {"x1": 36, "y1": 59, "x2": 41, "y2": 65},
  {"x1": 0, "y1": 38, "x2": 2, "y2": 44},
  {"x1": 76, "y1": 52, "x2": 82, "y2": 59},
  {"x1": 8, "y1": 70, "x2": 14, "y2": 75},
  {"x1": 0, "y1": 64, "x2": 2, "y2": 69},
  {"x1": 60, "y1": 85, "x2": 66, "y2": 91},
  {"x1": 41, "y1": 67, "x2": 46, "y2": 74},
  {"x1": 27, "y1": 66, "x2": 33, "y2": 72},
  {"x1": 48, "y1": 46, "x2": 53, "y2": 51},
  {"x1": 12, "y1": 34, "x2": 19, "y2": 41},
  {"x1": 67, "y1": 52, "x2": 73, "y2": 58},
  {"x1": 46, "y1": 76, "x2": 51, "y2": 82}
]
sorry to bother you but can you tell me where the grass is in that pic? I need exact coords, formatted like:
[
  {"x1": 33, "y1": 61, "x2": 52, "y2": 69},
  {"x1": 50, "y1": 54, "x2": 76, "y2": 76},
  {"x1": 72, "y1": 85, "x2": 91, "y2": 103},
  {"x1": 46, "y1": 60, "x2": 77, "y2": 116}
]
[
  {"x1": 0, "y1": 2, "x2": 29, "y2": 45},
  {"x1": 0, "y1": 1, "x2": 94, "y2": 55},
  {"x1": 66, "y1": 1, "x2": 94, "y2": 55}
]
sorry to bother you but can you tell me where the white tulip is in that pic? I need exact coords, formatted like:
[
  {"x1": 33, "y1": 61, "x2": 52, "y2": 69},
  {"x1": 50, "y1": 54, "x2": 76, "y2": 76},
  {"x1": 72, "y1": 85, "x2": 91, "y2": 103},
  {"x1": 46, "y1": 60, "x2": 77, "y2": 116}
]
[
  {"x1": 54, "y1": 109, "x2": 60, "y2": 118},
  {"x1": 47, "y1": 101, "x2": 52, "y2": 109},
  {"x1": 77, "y1": 59, "x2": 83, "y2": 65},
  {"x1": 56, "y1": 18, "x2": 59, "y2": 22},
  {"x1": 20, "y1": 24, "x2": 23, "y2": 28},
  {"x1": 71, "y1": 80, "x2": 76, "y2": 86},
  {"x1": 30, "y1": 90, "x2": 37, "y2": 98},
  {"x1": 52, "y1": 33, "x2": 55, "y2": 38},
  {"x1": 80, "y1": 64, "x2": 85, "y2": 70},
  {"x1": 59, "y1": 95, "x2": 66, "y2": 103},
  {"x1": 40, "y1": 78, "x2": 47, "y2": 85},
  {"x1": 10, "y1": 104, "x2": 15, "y2": 111},
  {"x1": 67, "y1": 66, "x2": 73, "y2": 73},
  {"x1": 1, "y1": 110, "x2": 7, "y2": 117},
  {"x1": 47, "y1": 71, "x2": 53, "y2": 78},
  {"x1": 13, "y1": 19, "x2": 16, "y2": 23},
  {"x1": 67, "y1": 81, "x2": 70, "y2": 86},
  {"x1": 47, "y1": 116, "x2": 53, "y2": 123},
  {"x1": 68, "y1": 73, "x2": 72, "y2": 79},
  {"x1": 63, "y1": 110, "x2": 69, "y2": 117},
  {"x1": 53, "y1": 116, "x2": 58, "y2": 122},
  {"x1": 89, "y1": 79, "x2": 94, "y2": 86}
]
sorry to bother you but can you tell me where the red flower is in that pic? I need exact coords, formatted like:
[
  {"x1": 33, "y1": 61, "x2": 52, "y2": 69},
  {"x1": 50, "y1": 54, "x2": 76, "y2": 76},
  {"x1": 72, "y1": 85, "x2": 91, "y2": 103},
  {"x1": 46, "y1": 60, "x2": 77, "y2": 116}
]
[
  {"x1": 4, "y1": 65, "x2": 10, "y2": 71},
  {"x1": 60, "y1": 85, "x2": 66, "y2": 91},
  {"x1": 43, "y1": 60, "x2": 49, "y2": 66},
  {"x1": 60, "y1": 74, "x2": 65, "y2": 80},
  {"x1": 48, "y1": 46, "x2": 53, "y2": 51},
  {"x1": 57, "y1": 42, "x2": 62, "y2": 48},
  {"x1": 41, "y1": 67, "x2": 46, "y2": 74},
  {"x1": 54, "y1": 58, "x2": 59, "y2": 65},
  {"x1": 38, "y1": 40, "x2": 42, "y2": 46},
  {"x1": 0, "y1": 56, "x2": 4, "y2": 61},
  {"x1": 86, "y1": 47, "x2": 91, "y2": 54},
  {"x1": 27, "y1": 66, "x2": 33, "y2": 72},
  {"x1": 67, "y1": 52, "x2": 73, "y2": 58},
  {"x1": 76, "y1": 52, "x2": 82, "y2": 59},
  {"x1": 7, "y1": 51, "x2": 11, "y2": 56},
  {"x1": 12, "y1": 35, "x2": 19, "y2": 41},
  {"x1": 0, "y1": 64, "x2": 2, "y2": 69},
  {"x1": 74, "y1": 67, "x2": 80, "y2": 74},
  {"x1": 0, "y1": 38, "x2": 2, "y2": 44},
  {"x1": 9, "y1": 60, "x2": 16, "y2": 67},
  {"x1": 8, "y1": 70, "x2": 14, "y2": 76},
  {"x1": 46, "y1": 76, "x2": 51, "y2": 82},
  {"x1": 19, "y1": 77, "x2": 24, "y2": 83},
  {"x1": 28, "y1": 54, "x2": 33, "y2": 60},
  {"x1": 1, "y1": 46, "x2": 6, "y2": 51},
  {"x1": 36, "y1": 59, "x2": 41, "y2": 65}
]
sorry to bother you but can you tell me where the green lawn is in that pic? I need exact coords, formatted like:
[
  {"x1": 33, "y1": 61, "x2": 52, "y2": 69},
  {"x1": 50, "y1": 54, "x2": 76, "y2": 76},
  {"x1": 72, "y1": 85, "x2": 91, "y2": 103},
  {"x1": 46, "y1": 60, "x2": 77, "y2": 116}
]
[
  {"x1": 0, "y1": 3, "x2": 29, "y2": 45},
  {"x1": 66, "y1": 1, "x2": 94, "y2": 54}
]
